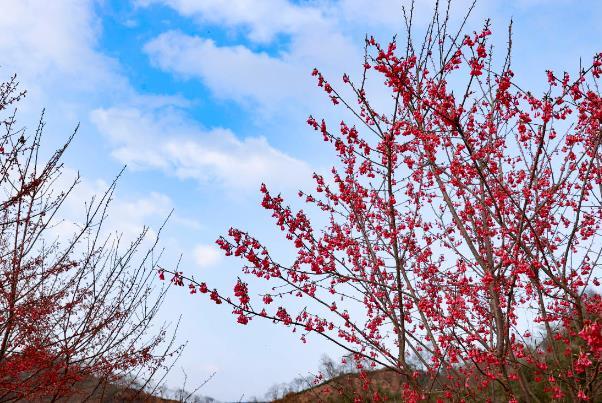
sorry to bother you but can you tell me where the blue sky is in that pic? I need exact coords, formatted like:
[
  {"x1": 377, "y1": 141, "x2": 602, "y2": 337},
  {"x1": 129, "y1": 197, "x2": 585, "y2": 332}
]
[{"x1": 1, "y1": 0, "x2": 601, "y2": 400}]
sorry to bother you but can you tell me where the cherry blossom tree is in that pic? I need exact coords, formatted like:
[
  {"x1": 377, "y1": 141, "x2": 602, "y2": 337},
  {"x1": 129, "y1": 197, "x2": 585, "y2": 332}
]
[
  {"x1": 0, "y1": 74, "x2": 182, "y2": 401},
  {"x1": 166, "y1": 2, "x2": 601, "y2": 401}
]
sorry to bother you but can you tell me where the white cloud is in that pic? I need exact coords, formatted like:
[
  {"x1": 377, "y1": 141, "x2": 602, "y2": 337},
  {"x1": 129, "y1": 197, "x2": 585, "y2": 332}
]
[
  {"x1": 193, "y1": 243, "x2": 222, "y2": 268},
  {"x1": 143, "y1": 29, "x2": 361, "y2": 116},
  {"x1": 112, "y1": 192, "x2": 173, "y2": 234},
  {"x1": 136, "y1": 0, "x2": 328, "y2": 43},
  {"x1": 140, "y1": 0, "x2": 366, "y2": 116},
  {"x1": 0, "y1": 0, "x2": 98, "y2": 74},
  {"x1": 51, "y1": 168, "x2": 174, "y2": 240},
  {"x1": 0, "y1": 0, "x2": 128, "y2": 105},
  {"x1": 144, "y1": 31, "x2": 303, "y2": 108},
  {"x1": 90, "y1": 106, "x2": 312, "y2": 192}
]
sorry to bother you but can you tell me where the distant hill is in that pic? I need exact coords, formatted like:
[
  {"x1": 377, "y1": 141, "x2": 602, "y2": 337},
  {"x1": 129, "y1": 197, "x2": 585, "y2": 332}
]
[
  {"x1": 11, "y1": 376, "x2": 217, "y2": 402},
  {"x1": 274, "y1": 369, "x2": 409, "y2": 403},
  {"x1": 30, "y1": 377, "x2": 180, "y2": 402}
]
